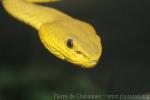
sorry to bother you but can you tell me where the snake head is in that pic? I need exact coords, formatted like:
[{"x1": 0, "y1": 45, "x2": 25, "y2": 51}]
[{"x1": 39, "y1": 19, "x2": 102, "y2": 68}]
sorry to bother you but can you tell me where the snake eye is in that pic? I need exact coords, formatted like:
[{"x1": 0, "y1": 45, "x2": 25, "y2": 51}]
[{"x1": 67, "y1": 39, "x2": 73, "y2": 48}]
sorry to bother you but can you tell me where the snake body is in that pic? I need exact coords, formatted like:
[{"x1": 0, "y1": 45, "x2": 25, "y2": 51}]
[{"x1": 2, "y1": 0, "x2": 102, "y2": 68}]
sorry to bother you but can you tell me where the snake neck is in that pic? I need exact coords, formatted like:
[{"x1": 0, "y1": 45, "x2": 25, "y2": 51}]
[{"x1": 2, "y1": 0, "x2": 72, "y2": 30}]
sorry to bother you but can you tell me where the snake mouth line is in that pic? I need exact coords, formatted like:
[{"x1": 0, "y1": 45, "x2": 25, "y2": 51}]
[
  {"x1": 56, "y1": 48, "x2": 98, "y2": 67},
  {"x1": 55, "y1": 49, "x2": 97, "y2": 67},
  {"x1": 64, "y1": 56, "x2": 98, "y2": 67}
]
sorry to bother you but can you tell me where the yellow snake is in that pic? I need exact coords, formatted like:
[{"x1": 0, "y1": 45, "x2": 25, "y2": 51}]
[{"x1": 1, "y1": 0, "x2": 102, "y2": 68}]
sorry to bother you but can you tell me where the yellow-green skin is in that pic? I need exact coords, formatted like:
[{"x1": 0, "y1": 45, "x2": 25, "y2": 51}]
[{"x1": 2, "y1": 0, "x2": 102, "y2": 68}]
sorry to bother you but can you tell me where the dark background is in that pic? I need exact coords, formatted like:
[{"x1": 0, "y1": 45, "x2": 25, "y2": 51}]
[{"x1": 0, "y1": 0, "x2": 150, "y2": 100}]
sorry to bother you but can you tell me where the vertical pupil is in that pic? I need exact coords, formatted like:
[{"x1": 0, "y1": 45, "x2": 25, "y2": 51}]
[{"x1": 67, "y1": 39, "x2": 73, "y2": 48}]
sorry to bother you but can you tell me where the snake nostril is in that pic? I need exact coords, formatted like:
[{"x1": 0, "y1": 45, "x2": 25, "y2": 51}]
[
  {"x1": 75, "y1": 50, "x2": 87, "y2": 58},
  {"x1": 76, "y1": 51, "x2": 82, "y2": 54}
]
